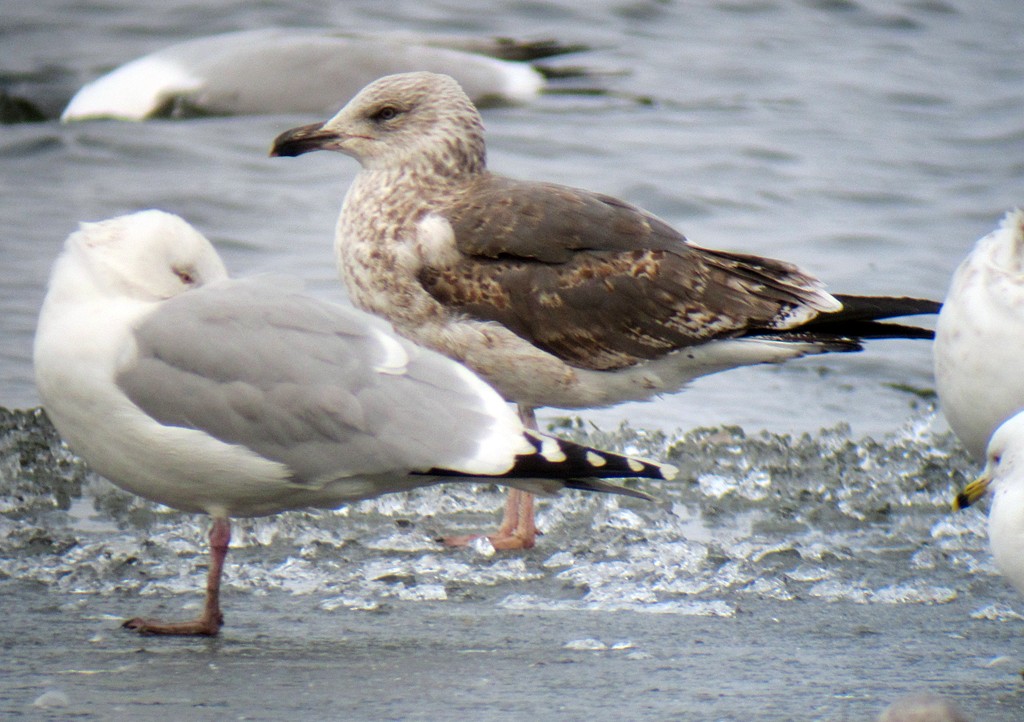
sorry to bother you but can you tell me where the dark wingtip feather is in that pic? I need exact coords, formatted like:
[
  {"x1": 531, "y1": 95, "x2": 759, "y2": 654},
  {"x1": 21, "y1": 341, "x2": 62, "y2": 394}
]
[
  {"x1": 507, "y1": 430, "x2": 677, "y2": 482},
  {"x1": 420, "y1": 430, "x2": 676, "y2": 502},
  {"x1": 481, "y1": 38, "x2": 590, "y2": 62},
  {"x1": 828, "y1": 295, "x2": 942, "y2": 320},
  {"x1": 754, "y1": 294, "x2": 940, "y2": 345}
]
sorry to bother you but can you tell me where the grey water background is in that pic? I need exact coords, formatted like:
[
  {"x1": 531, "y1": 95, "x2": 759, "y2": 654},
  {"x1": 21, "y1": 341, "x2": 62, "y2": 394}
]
[{"x1": 1, "y1": 0, "x2": 1023, "y2": 719}]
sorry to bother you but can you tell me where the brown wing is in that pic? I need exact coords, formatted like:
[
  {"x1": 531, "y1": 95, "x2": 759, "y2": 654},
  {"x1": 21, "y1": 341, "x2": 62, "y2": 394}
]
[
  {"x1": 421, "y1": 174, "x2": 835, "y2": 370},
  {"x1": 443, "y1": 175, "x2": 685, "y2": 260}
]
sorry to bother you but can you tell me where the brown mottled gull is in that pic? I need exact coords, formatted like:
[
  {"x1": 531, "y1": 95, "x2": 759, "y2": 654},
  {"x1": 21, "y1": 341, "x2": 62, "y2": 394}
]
[
  {"x1": 270, "y1": 71, "x2": 939, "y2": 549},
  {"x1": 33, "y1": 210, "x2": 675, "y2": 636}
]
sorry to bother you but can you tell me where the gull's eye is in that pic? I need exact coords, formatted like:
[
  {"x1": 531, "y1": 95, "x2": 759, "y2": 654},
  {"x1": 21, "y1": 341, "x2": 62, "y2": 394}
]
[
  {"x1": 372, "y1": 106, "x2": 399, "y2": 122},
  {"x1": 173, "y1": 266, "x2": 196, "y2": 285}
]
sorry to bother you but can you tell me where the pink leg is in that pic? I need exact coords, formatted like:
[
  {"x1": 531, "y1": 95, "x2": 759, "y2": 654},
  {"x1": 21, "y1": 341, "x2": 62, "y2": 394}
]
[
  {"x1": 123, "y1": 516, "x2": 231, "y2": 636},
  {"x1": 444, "y1": 406, "x2": 539, "y2": 550}
]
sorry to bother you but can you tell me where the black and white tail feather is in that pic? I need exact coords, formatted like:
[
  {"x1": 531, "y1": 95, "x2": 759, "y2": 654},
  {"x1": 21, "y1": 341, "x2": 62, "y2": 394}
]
[{"x1": 424, "y1": 429, "x2": 675, "y2": 501}]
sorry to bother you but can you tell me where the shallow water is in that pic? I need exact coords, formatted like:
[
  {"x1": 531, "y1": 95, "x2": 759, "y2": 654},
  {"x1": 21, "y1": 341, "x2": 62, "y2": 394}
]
[
  {"x1": 2, "y1": 1, "x2": 1024, "y2": 719},
  {"x1": 2, "y1": 408, "x2": 1023, "y2": 719}
]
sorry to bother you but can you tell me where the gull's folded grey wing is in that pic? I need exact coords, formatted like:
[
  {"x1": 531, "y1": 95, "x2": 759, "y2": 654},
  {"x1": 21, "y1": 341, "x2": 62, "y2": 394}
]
[{"x1": 116, "y1": 278, "x2": 516, "y2": 484}]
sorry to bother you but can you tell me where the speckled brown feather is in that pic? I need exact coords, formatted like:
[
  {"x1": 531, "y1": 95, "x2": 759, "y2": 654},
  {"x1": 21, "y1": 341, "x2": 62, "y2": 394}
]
[{"x1": 422, "y1": 175, "x2": 841, "y2": 370}]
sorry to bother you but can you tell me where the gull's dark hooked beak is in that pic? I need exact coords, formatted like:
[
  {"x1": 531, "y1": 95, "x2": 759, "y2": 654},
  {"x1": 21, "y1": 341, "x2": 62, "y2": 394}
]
[{"x1": 269, "y1": 122, "x2": 342, "y2": 157}]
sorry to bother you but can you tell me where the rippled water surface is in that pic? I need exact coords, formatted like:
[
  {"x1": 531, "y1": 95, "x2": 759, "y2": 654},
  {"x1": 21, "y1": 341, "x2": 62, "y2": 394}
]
[
  {"x1": 2, "y1": 1, "x2": 1024, "y2": 719},
  {"x1": 3, "y1": 0, "x2": 1022, "y2": 433}
]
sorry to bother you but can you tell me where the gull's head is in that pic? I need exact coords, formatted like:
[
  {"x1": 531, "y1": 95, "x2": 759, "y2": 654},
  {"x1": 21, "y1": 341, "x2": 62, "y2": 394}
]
[
  {"x1": 270, "y1": 71, "x2": 486, "y2": 175},
  {"x1": 62, "y1": 210, "x2": 228, "y2": 301},
  {"x1": 953, "y1": 411, "x2": 1024, "y2": 511}
]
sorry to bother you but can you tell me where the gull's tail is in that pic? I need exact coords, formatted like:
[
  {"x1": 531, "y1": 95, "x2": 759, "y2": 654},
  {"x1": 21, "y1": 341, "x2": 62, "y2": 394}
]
[
  {"x1": 424, "y1": 429, "x2": 676, "y2": 501},
  {"x1": 748, "y1": 294, "x2": 941, "y2": 348}
]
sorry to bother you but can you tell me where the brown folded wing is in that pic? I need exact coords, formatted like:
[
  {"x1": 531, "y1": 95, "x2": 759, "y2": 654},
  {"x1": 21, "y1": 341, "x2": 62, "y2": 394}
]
[{"x1": 419, "y1": 174, "x2": 835, "y2": 370}]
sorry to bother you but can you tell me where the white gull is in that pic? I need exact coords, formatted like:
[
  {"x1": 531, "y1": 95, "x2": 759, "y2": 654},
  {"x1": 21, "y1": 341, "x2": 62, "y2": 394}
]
[
  {"x1": 33, "y1": 209, "x2": 675, "y2": 635},
  {"x1": 954, "y1": 410, "x2": 1024, "y2": 599},
  {"x1": 935, "y1": 209, "x2": 1024, "y2": 459},
  {"x1": 61, "y1": 29, "x2": 580, "y2": 121}
]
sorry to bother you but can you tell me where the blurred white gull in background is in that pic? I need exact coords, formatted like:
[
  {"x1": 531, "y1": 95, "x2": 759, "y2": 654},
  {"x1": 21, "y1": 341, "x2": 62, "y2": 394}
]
[{"x1": 61, "y1": 28, "x2": 590, "y2": 121}]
